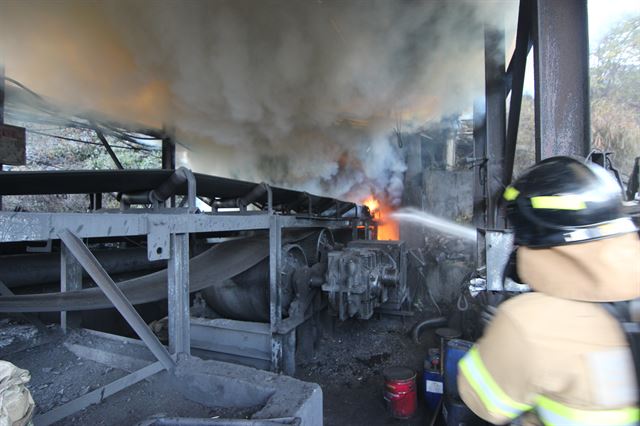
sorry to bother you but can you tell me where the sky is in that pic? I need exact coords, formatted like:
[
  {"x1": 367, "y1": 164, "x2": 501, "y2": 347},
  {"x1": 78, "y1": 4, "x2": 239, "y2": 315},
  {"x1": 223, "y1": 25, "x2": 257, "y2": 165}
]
[
  {"x1": 589, "y1": 0, "x2": 639, "y2": 44},
  {"x1": 523, "y1": 0, "x2": 640, "y2": 94}
]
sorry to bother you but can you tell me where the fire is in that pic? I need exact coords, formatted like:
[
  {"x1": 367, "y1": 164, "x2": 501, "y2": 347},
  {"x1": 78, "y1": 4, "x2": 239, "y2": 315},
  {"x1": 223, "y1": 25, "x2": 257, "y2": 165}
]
[
  {"x1": 363, "y1": 197, "x2": 379, "y2": 213},
  {"x1": 362, "y1": 196, "x2": 399, "y2": 240}
]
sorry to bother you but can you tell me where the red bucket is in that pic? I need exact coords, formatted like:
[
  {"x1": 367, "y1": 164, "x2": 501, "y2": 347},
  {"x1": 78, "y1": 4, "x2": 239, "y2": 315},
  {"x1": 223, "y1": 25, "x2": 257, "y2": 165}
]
[{"x1": 383, "y1": 367, "x2": 417, "y2": 419}]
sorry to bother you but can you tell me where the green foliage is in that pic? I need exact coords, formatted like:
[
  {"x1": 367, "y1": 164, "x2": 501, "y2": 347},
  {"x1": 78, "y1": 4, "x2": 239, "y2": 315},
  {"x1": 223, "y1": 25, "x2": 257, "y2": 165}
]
[
  {"x1": 515, "y1": 15, "x2": 640, "y2": 179},
  {"x1": 590, "y1": 15, "x2": 640, "y2": 176},
  {"x1": 3, "y1": 125, "x2": 160, "y2": 212},
  {"x1": 591, "y1": 16, "x2": 640, "y2": 103}
]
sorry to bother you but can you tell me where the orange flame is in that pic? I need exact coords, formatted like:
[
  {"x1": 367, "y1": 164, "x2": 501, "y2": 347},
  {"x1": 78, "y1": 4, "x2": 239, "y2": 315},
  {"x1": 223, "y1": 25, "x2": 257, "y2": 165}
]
[{"x1": 362, "y1": 196, "x2": 399, "y2": 240}]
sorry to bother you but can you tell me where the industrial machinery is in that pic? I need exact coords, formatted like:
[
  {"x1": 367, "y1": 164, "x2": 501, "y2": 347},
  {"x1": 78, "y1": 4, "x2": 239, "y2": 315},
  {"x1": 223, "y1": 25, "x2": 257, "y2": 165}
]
[
  {"x1": 323, "y1": 240, "x2": 407, "y2": 320},
  {"x1": 0, "y1": 167, "x2": 409, "y2": 376}
]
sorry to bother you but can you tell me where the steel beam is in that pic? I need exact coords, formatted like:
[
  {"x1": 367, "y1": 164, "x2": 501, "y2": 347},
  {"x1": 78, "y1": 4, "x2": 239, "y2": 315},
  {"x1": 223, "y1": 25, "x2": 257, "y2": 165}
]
[
  {"x1": 33, "y1": 361, "x2": 163, "y2": 426},
  {"x1": 485, "y1": 231, "x2": 514, "y2": 291},
  {"x1": 89, "y1": 193, "x2": 102, "y2": 211},
  {"x1": 505, "y1": 0, "x2": 532, "y2": 184},
  {"x1": 190, "y1": 318, "x2": 271, "y2": 363},
  {"x1": 484, "y1": 27, "x2": 507, "y2": 228},
  {"x1": 168, "y1": 233, "x2": 190, "y2": 357},
  {"x1": 0, "y1": 211, "x2": 351, "y2": 244},
  {"x1": 162, "y1": 136, "x2": 176, "y2": 207},
  {"x1": 0, "y1": 64, "x2": 4, "y2": 210},
  {"x1": 60, "y1": 242, "x2": 82, "y2": 332},
  {"x1": 58, "y1": 229, "x2": 175, "y2": 371},
  {"x1": 269, "y1": 214, "x2": 283, "y2": 372},
  {"x1": 472, "y1": 99, "x2": 487, "y2": 267},
  {"x1": 532, "y1": 0, "x2": 590, "y2": 160},
  {"x1": 162, "y1": 137, "x2": 176, "y2": 170},
  {"x1": 282, "y1": 329, "x2": 296, "y2": 376}
]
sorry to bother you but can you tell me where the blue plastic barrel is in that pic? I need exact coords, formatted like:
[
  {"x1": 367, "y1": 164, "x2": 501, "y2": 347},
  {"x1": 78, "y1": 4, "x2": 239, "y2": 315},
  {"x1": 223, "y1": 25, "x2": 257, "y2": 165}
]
[
  {"x1": 423, "y1": 369, "x2": 444, "y2": 411},
  {"x1": 443, "y1": 396, "x2": 488, "y2": 426},
  {"x1": 444, "y1": 339, "x2": 473, "y2": 399}
]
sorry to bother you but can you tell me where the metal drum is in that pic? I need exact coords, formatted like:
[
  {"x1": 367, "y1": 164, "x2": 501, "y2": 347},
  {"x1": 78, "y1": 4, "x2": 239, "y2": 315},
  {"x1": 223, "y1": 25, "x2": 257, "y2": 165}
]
[{"x1": 383, "y1": 366, "x2": 417, "y2": 419}]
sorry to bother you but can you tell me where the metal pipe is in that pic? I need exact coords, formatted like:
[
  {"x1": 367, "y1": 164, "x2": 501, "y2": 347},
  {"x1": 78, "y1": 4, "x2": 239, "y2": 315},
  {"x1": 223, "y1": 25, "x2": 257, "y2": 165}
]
[
  {"x1": 336, "y1": 202, "x2": 357, "y2": 217},
  {"x1": 214, "y1": 183, "x2": 268, "y2": 209},
  {"x1": 154, "y1": 167, "x2": 189, "y2": 203},
  {"x1": 411, "y1": 316, "x2": 447, "y2": 345},
  {"x1": 120, "y1": 167, "x2": 193, "y2": 207},
  {"x1": 119, "y1": 190, "x2": 154, "y2": 205}
]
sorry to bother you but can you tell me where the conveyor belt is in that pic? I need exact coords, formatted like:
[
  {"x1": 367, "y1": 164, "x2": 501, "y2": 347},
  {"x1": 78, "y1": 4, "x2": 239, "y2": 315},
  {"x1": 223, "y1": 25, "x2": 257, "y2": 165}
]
[
  {"x1": 0, "y1": 236, "x2": 269, "y2": 313},
  {"x1": 0, "y1": 169, "x2": 356, "y2": 215}
]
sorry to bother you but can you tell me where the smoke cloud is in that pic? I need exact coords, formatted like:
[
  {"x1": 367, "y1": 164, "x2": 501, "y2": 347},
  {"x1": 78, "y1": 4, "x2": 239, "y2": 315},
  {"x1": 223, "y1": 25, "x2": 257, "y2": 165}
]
[{"x1": 0, "y1": 0, "x2": 517, "y2": 204}]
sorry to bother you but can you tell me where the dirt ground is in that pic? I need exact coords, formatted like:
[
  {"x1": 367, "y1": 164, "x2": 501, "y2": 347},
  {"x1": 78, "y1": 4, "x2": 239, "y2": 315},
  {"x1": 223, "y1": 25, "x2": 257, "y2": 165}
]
[
  {"x1": 296, "y1": 313, "x2": 442, "y2": 426},
  {"x1": 1, "y1": 311, "x2": 445, "y2": 426},
  {"x1": 0, "y1": 319, "x2": 258, "y2": 425}
]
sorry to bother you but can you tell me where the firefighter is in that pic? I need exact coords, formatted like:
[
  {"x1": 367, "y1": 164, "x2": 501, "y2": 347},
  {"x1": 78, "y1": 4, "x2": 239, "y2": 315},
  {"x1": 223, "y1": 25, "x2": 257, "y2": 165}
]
[{"x1": 457, "y1": 156, "x2": 640, "y2": 425}]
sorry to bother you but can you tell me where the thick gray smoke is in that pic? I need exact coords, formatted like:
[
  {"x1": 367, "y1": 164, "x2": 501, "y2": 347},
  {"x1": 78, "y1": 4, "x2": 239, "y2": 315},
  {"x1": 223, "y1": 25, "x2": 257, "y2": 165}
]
[{"x1": 0, "y1": 0, "x2": 517, "y2": 204}]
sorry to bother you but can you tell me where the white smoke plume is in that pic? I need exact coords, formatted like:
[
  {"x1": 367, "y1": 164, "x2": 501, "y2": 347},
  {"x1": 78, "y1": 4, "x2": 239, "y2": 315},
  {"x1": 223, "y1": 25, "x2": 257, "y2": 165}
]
[{"x1": 0, "y1": 0, "x2": 517, "y2": 204}]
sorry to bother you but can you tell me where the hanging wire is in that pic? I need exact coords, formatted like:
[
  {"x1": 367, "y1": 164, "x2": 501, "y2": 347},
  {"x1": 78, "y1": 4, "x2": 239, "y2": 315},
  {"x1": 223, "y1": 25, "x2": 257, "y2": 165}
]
[
  {"x1": 2, "y1": 76, "x2": 164, "y2": 147},
  {"x1": 27, "y1": 129, "x2": 159, "y2": 152}
]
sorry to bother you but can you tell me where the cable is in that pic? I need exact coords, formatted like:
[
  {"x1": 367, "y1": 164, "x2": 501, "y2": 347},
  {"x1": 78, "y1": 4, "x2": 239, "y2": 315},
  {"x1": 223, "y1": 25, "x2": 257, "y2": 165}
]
[
  {"x1": 3, "y1": 77, "x2": 45, "y2": 100},
  {"x1": 3, "y1": 76, "x2": 164, "y2": 146},
  {"x1": 456, "y1": 272, "x2": 473, "y2": 312},
  {"x1": 28, "y1": 129, "x2": 159, "y2": 152},
  {"x1": 457, "y1": 293, "x2": 469, "y2": 311}
]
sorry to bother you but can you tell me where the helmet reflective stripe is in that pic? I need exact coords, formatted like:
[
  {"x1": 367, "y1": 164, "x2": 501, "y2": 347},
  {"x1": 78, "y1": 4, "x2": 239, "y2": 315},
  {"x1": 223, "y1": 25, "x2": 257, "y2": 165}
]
[
  {"x1": 563, "y1": 218, "x2": 638, "y2": 243},
  {"x1": 536, "y1": 395, "x2": 640, "y2": 426},
  {"x1": 504, "y1": 157, "x2": 637, "y2": 248},
  {"x1": 459, "y1": 347, "x2": 532, "y2": 418},
  {"x1": 504, "y1": 186, "x2": 520, "y2": 201},
  {"x1": 531, "y1": 195, "x2": 587, "y2": 210}
]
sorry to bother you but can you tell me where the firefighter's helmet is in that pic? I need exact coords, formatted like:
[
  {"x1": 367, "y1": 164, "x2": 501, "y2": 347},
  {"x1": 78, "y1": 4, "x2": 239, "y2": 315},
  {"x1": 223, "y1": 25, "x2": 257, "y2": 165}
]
[{"x1": 504, "y1": 156, "x2": 637, "y2": 248}]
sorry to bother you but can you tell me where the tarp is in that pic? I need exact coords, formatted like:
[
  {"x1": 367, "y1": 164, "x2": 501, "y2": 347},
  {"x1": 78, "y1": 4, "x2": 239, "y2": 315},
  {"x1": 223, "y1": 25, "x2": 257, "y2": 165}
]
[{"x1": 0, "y1": 361, "x2": 34, "y2": 426}]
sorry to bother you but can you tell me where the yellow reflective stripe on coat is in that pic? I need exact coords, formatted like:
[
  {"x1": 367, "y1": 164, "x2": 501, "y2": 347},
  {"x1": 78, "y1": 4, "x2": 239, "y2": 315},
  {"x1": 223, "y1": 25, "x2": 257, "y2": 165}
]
[
  {"x1": 536, "y1": 395, "x2": 640, "y2": 426},
  {"x1": 530, "y1": 195, "x2": 587, "y2": 210},
  {"x1": 459, "y1": 347, "x2": 532, "y2": 419}
]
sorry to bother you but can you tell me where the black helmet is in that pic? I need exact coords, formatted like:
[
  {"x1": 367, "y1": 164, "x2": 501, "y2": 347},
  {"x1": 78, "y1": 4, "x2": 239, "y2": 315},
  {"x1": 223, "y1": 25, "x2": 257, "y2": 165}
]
[{"x1": 504, "y1": 156, "x2": 638, "y2": 248}]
